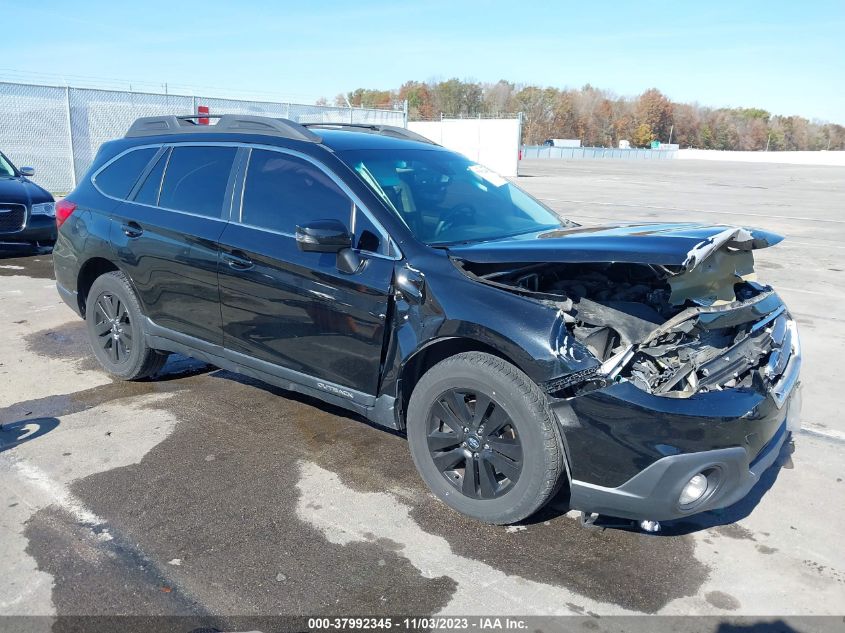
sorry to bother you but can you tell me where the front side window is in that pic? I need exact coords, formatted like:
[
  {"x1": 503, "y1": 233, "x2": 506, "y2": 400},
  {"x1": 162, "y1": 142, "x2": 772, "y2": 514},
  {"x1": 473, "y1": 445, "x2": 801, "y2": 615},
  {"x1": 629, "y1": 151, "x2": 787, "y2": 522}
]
[
  {"x1": 158, "y1": 145, "x2": 237, "y2": 217},
  {"x1": 95, "y1": 148, "x2": 157, "y2": 199},
  {"x1": 339, "y1": 149, "x2": 565, "y2": 245},
  {"x1": 241, "y1": 149, "x2": 352, "y2": 234}
]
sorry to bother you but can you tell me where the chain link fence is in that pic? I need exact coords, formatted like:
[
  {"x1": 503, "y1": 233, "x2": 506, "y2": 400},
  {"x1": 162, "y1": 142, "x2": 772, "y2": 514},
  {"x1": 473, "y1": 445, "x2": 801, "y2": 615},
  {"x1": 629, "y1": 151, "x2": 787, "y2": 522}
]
[{"x1": 0, "y1": 82, "x2": 406, "y2": 193}]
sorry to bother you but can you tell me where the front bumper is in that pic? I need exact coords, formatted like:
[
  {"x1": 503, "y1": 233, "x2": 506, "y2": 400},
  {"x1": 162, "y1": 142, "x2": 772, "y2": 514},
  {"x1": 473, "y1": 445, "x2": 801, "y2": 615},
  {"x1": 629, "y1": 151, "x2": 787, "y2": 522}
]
[
  {"x1": 567, "y1": 416, "x2": 794, "y2": 522},
  {"x1": 552, "y1": 346, "x2": 802, "y2": 522}
]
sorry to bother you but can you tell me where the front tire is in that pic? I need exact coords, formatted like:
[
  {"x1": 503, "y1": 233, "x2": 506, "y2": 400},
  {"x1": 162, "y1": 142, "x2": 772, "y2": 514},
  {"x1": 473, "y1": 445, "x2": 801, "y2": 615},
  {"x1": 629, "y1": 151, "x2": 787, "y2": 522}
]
[
  {"x1": 407, "y1": 352, "x2": 564, "y2": 524},
  {"x1": 85, "y1": 271, "x2": 167, "y2": 380}
]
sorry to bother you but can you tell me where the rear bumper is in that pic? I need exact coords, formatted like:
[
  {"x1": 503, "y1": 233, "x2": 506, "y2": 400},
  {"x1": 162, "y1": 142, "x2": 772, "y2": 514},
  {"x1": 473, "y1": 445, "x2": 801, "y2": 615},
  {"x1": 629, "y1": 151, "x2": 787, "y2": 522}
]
[{"x1": 57, "y1": 282, "x2": 81, "y2": 316}]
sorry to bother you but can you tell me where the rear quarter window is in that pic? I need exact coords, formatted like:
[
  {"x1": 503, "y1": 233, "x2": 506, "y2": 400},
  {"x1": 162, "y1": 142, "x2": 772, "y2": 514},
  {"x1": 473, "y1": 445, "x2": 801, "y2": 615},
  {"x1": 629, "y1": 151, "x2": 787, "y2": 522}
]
[
  {"x1": 94, "y1": 148, "x2": 157, "y2": 199},
  {"x1": 133, "y1": 148, "x2": 170, "y2": 206}
]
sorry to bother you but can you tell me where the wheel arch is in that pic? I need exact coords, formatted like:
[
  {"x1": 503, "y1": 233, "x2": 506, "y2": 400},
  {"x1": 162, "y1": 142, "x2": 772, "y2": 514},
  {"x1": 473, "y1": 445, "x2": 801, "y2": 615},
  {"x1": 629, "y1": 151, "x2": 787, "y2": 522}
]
[
  {"x1": 76, "y1": 257, "x2": 124, "y2": 317},
  {"x1": 397, "y1": 336, "x2": 528, "y2": 429}
]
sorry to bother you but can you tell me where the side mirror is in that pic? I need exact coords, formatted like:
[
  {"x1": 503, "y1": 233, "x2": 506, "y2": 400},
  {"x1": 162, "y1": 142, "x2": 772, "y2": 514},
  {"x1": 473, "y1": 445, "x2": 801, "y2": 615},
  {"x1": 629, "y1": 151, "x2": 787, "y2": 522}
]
[
  {"x1": 295, "y1": 219, "x2": 352, "y2": 253},
  {"x1": 19, "y1": 166, "x2": 35, "y2": 177}
]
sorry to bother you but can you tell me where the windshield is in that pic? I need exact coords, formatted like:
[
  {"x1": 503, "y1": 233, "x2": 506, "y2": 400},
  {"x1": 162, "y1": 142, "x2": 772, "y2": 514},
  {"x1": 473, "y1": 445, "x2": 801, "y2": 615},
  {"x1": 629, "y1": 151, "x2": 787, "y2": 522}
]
[
  {"x1": 339, "y1": 149, "x2": 564, "y2": 245},
  {"x1": 0, "y1": 153, "x2": 16, "y2": 178}
]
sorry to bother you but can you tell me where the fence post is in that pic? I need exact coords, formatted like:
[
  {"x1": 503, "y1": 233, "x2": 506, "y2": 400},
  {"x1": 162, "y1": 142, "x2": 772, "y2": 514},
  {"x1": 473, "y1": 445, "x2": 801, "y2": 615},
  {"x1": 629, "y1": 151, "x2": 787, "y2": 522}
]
[
  {"x1": 402, "y1": 99, "x2": 409, "y2": 128},
  {"x1": 64, "y1": 86, "x2": 76, "y2": 190}
]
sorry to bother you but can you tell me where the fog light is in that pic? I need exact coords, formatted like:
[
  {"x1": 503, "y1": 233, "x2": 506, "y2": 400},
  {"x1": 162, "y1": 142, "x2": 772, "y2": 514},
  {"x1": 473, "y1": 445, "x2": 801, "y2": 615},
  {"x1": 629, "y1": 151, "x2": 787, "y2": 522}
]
[
  {"x1": 679, "y1": 473, "x2": 709, "y2": 506},
  {"x1": 639, "y1": 520, "x2": 661, "y2": 533}
]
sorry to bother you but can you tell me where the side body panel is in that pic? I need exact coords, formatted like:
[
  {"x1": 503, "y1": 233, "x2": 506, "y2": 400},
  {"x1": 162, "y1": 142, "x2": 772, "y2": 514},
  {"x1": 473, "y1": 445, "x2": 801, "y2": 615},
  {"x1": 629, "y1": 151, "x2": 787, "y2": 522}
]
[
  {"x1": 217, "y1": 223, "x2": 394, "y2": 394},
  {"x1": 110, "y1": 200, "x2": 228, "y2": 344}
]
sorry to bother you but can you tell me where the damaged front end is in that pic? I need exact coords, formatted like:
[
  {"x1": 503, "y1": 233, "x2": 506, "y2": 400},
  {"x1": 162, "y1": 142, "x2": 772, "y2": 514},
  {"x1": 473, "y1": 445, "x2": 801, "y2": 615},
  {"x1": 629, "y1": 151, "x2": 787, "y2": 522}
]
[
  {"x1": 450, "y1": 222, "x2": 800, "y2": 521},
  {"x1": 455, "y1": 226, "x2": 796, "y2": 401}
]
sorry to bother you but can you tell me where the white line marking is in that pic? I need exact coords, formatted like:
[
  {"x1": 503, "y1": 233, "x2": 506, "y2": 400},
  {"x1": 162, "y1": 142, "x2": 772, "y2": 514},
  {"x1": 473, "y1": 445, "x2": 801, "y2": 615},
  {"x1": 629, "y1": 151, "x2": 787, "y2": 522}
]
[
  {"x1": 777, "y1": 287, "x2": 833, "y2": 297},
  {"x1": 800, "y1": 425, "x2": 845, "y2": 443},
  {"x1": 13, "y1": 461, "x2": 105, "y2": 526}
]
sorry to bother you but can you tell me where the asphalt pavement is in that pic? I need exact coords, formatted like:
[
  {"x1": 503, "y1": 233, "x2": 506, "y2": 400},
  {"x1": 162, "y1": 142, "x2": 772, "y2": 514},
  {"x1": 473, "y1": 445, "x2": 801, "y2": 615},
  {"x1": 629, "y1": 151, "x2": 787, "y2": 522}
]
[{"x1": 1, "y1": 159, "x2": 843, "y2": 631}]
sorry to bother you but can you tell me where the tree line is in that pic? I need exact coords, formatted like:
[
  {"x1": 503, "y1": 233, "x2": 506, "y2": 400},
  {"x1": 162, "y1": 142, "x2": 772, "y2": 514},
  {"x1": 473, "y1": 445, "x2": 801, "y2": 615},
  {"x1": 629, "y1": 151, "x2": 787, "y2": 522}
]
[{"x1": 318, "y1": 80, "x2": 845, "y2": 151}]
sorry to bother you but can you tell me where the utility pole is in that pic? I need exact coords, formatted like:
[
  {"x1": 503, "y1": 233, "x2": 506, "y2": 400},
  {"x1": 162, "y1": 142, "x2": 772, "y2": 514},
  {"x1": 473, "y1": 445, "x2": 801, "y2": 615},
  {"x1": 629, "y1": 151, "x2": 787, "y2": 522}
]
[
  {"x1": 668, "y1": 124, "x2": 674, "y2": 145},
  {"x1": 765, "y1": 133, "x2": 771, "y2": 152}
]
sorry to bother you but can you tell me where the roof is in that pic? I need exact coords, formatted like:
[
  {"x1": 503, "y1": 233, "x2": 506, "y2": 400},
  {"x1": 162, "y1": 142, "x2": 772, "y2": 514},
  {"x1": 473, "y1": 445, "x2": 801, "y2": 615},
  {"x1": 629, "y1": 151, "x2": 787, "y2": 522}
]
[
  {"x1": 123, "y1": 115, "x2": 443, "y2": 152},
  {"x1": 316, "y1": 128, "x2": 447, "y2": 152}
]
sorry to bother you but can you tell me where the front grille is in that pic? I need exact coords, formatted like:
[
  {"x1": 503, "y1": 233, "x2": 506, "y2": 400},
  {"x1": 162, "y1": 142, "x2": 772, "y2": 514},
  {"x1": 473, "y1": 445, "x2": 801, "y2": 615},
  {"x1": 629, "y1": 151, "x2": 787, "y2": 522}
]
[
  {"x1": 544, "y1": 366, "x2": 601, "y2": 394},
  {"x1": 0, "y1": 203, "x2": 26, "y2": 233}
]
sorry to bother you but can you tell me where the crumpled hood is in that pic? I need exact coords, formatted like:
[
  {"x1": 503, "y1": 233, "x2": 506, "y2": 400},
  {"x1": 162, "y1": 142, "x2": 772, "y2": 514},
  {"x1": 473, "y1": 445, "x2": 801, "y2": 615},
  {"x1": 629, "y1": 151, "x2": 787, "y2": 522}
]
[
  {"x1": 447, "y1": 222, "x2": 783, "y2": 272},
  {"x1": 0, "y1": 176, "x2": 52, "y2": 206}
]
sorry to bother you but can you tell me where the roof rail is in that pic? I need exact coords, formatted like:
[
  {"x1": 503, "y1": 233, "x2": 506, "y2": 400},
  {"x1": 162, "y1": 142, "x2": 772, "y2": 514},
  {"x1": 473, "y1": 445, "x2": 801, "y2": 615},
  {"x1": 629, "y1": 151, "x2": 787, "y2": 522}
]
[
  {"x1": 303, "y1": 123, "x2": 438, "y2": 145},
  {"x1": 124, "y1": 114, "x2": 322, "y2": 143}
]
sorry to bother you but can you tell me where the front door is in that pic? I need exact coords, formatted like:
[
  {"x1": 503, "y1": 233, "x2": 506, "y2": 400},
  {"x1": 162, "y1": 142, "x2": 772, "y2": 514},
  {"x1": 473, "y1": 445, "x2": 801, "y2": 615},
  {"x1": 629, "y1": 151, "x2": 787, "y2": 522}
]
[{"x1": 218, "y1": 148, "x2": 394, "y2": 395}]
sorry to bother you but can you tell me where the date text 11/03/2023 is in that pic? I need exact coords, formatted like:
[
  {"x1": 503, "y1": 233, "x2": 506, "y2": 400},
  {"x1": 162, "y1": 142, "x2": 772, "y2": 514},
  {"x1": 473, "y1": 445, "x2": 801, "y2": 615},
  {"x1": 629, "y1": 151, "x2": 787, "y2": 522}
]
[{"x1": 307, "y1": 617, "x2": 528, "y2": 630}]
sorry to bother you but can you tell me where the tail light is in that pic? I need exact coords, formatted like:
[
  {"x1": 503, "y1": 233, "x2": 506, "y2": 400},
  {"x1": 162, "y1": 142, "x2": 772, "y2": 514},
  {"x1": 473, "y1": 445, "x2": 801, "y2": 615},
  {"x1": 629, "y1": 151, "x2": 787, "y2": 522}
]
[{"x1": 55, "y1": 199, "x2": 77, "y2": 228}]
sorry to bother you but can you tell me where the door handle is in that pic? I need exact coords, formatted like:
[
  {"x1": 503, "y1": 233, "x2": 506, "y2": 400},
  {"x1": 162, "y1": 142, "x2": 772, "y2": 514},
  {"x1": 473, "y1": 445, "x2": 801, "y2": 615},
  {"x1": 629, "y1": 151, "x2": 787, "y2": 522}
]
[
  {"x1": 223, "y1": 252, "x2": 254, "y2": 271},
  {"x1": 121, "y1": 221, "x2": 143, "y2": 238}
]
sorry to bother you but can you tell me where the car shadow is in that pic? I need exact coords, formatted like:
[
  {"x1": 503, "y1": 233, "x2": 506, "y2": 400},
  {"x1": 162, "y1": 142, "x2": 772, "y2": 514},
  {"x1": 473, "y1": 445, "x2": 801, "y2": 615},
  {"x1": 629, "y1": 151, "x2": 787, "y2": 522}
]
[
  {"x1": 0, "y1": 417, "x2": 59, "y2": 453},
  {"x1": 717, "y1": 620, "x2": 802, "y2": 633},
  {"x1": 0, "y1": 244, "x2": 53, "y2": 259},
  {"x1": 151, "y1": 354, "x2": 217, "y2": 382}
]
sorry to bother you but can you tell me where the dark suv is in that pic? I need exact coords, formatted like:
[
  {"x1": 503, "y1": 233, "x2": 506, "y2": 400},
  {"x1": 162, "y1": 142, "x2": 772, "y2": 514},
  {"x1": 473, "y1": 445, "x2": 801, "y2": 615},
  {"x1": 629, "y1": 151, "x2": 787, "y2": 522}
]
[{"x1": 53, "y1": 115, "x2": 801, "y2": 527}]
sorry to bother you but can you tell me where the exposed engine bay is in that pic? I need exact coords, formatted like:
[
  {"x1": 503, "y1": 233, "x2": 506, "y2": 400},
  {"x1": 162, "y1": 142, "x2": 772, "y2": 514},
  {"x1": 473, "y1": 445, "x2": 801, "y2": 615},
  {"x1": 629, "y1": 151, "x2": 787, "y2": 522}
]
[{"x1": 456, "y1": 249, "x2": 792, "y2": 399}]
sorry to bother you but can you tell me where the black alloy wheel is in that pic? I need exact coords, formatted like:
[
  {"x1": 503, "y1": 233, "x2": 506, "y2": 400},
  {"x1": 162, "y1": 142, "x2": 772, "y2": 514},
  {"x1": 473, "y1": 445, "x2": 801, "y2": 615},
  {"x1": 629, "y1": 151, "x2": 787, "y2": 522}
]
[
  {"x1": 92, "y1": 291, "x2": 132, "y2": 364},
  {"x1": 407, "y1": 352, "x2": 564, "y2": 524},
  {"x1": 427, "y1": 388, "x2": 523, "y2": 499},
  {"x1": 85, "y1": 270, "x2": 167, "y2": 380}
]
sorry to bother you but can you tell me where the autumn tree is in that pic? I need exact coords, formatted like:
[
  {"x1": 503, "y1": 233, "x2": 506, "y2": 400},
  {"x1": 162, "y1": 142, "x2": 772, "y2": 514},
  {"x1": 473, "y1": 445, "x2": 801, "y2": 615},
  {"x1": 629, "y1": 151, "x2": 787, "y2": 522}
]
[
  {"x1": 335, "y1": 79, "x2": 843, "y2": 150},
  {"x1": 632, "y1": 123, "x2": 655, "y2": 147},
  {"x1": 636, "y1": 89, "x2": 674, "y2": 143},
  {"x1": 399, "y1": 81, "x2": 434, "y2": 120}
]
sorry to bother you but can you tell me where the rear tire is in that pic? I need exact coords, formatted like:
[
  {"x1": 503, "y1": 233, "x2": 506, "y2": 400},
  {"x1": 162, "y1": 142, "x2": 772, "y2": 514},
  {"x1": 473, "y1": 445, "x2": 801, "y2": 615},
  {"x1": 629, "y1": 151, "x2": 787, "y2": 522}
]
[
  {"x1": 407, "y1": 351, "x2": 564, "y2": 524},
  {"x1": 85, "y1": 271, "x2": 167, "y2": 380}
]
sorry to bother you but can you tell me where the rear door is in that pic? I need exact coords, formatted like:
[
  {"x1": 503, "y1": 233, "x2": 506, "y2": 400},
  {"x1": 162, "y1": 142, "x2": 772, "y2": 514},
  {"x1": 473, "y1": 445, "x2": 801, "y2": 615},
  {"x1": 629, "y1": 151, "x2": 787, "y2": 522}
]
[
  {"x1": 108, "y1": 143, "x2": 239, "y2": 344},
  {"x1": 217, "y1": 147, "x2": 395, "y2": 396}
]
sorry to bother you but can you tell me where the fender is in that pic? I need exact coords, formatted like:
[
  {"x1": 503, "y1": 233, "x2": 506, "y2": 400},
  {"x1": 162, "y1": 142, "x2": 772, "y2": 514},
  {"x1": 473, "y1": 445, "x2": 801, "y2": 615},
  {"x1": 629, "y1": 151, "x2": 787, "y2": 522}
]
[{"x1": 377, "y1": 254, "x2": 600, "y2": 409}]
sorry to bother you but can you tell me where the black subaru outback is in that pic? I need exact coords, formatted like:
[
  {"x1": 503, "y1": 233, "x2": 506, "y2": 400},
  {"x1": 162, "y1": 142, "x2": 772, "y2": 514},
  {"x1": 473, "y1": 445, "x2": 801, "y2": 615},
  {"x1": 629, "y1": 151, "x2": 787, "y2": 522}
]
[{"x1": 53, "y1": 115, "x2": 801, "y2": 527}]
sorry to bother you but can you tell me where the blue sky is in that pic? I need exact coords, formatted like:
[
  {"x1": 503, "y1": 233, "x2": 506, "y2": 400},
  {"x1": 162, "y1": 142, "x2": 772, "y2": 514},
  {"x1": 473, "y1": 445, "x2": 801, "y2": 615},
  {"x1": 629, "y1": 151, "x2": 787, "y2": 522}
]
[{"x1": 2, "y1": 0, "x2": 843, "y2": 122}]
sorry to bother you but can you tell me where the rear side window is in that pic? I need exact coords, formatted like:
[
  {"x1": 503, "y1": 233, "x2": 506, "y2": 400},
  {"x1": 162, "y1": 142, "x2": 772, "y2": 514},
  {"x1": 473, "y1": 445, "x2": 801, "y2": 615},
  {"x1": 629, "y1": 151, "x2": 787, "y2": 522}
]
[
  {"x1": 95, "y1": 148, "x2": 157, "y2": 199},
  {"x1": 241, "y1": 149, "x2": 352, "y2": 234},
  {"x1": 158, "y1": 146, "x2": 237, "y2": 217},
  {"x1": 133, "y1": 148, "x2": 170, "y2": 206}
]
